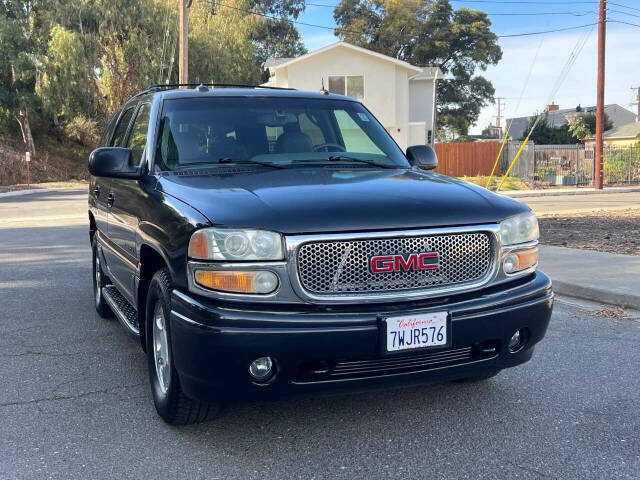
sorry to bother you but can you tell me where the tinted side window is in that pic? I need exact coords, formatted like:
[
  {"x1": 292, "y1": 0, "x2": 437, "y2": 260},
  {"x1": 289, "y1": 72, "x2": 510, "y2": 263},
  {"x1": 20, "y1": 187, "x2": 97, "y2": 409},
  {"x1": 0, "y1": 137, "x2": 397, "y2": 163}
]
[
  {"x1": 127, "y1": 104, "x2": 151, "y2": 165},
  {"x1": 334, "y1": 110, "x2": 383, "y2": 154},
  {"x1": 100, "y1": 111, "x2": 121, "y2": 147},
  {"x1": 111, "y1": 107, "x2": 135, "y2": 147}
]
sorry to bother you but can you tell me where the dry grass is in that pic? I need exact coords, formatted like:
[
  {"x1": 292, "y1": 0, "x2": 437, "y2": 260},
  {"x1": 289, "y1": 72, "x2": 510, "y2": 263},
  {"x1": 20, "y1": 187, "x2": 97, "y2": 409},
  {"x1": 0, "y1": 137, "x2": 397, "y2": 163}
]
[
  {"x1": 539, "y1": 208, "x2": 640, "y2": 256},
  {"x1": 459, "y1": 175, "x2": 531, "y2": 191}
]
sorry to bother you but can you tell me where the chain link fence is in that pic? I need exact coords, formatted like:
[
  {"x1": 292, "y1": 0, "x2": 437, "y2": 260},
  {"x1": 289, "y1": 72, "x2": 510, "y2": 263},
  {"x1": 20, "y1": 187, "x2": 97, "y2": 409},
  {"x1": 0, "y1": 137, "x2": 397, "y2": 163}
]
[{"x1": 499, "y1": 142, "x2": 640, "y2": 188}]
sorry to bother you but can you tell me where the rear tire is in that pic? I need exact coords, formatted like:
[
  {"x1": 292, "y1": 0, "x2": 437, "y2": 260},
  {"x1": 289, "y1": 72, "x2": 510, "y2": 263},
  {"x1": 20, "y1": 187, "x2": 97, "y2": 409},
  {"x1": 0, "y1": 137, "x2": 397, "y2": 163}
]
[
  {"x1": 92, "y1": 236, "x2": 113, "y2": 318},
  {"x1": 455, "y1": 369, "x2": 501, "y2": 383},
  {"x1": 146, "y1": 268, "x2": 220, "y2": 425}
]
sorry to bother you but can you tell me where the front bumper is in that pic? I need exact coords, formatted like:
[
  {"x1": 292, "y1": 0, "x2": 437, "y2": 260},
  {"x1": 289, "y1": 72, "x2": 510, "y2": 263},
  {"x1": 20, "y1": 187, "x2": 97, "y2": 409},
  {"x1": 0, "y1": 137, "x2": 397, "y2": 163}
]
[{"x1": 170, "y1": 271, "x2": 553, "y2": 403}]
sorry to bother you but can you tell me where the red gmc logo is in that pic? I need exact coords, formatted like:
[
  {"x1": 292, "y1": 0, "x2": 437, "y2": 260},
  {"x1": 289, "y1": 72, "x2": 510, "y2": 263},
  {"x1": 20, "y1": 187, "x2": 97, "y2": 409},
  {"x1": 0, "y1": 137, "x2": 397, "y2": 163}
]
[{"x1": 370, "y1": 252, "x2": 439, "y2": 273}]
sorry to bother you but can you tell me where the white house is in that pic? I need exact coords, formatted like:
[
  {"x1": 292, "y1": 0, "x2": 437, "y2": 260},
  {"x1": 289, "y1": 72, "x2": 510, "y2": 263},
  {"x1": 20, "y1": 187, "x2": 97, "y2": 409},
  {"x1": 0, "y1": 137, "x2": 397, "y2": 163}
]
[{"x1": 263, "y1": 42, "x2": 442, "y2": 150}]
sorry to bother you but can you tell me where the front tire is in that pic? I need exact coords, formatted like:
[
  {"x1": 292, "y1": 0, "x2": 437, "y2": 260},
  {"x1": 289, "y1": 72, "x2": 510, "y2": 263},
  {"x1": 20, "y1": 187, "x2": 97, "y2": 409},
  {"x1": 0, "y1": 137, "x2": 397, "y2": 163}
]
[
  {"x1": 145, "y1": 268, "x2": 220, "y2": 425},
  {"x1": 92, "y1": 236, "x2": 113, "y2": 318}
]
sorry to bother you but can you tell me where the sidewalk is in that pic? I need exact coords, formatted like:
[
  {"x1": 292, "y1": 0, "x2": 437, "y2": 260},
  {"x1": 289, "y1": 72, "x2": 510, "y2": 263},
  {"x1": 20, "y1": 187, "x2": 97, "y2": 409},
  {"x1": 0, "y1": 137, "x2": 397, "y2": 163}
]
[
  {"x1": 539, "y1": 245, "x2": 640, "y2": 310},
  {"x1": 502, "y1": 185, "x2": 640, "y2": 198},
  {"x1": 512, "y1": 191, "x2": 640, "y2": 216}
]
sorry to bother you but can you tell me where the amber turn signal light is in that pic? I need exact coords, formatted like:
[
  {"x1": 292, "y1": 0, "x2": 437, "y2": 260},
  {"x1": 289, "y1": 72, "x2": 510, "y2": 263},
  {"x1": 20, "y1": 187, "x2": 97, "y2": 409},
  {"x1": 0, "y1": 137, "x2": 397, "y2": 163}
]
[
  {"x1": 503, "y1": 247, "x2": 538, "y2": 274},
  {"x1": 194, "y1": 270, "x2": 279, "y2": 294}
]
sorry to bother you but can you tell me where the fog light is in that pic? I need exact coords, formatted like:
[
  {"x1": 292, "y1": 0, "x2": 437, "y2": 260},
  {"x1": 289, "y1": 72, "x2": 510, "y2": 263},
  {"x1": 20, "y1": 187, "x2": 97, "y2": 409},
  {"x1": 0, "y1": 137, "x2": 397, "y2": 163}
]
[
  {"x1": 503, "y1": 252, "x2": 518, "y2": 273},
  {"x1": 249, "y1": 356, "x2": 274, "y2": 382},
  {"x1": 253, "y1": 271, "x2": 279, "y2": 294},
  {"x1": 508, "y1": 330, "x2": 525, "y2": 353}
]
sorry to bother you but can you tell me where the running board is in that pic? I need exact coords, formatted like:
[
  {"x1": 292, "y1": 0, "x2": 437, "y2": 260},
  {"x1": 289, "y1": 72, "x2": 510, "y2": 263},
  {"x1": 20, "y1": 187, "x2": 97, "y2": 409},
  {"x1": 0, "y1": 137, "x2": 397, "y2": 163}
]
[{"x1": 102, "y1": 285, "x2": 140, "y2": 336}]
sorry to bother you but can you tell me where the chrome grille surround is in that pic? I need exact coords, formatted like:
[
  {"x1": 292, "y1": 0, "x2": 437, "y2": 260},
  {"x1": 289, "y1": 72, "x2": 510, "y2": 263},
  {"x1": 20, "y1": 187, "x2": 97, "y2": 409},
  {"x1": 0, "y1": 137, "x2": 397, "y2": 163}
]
[{"x1": 287, "y1": 225, "x2": 501, "y2": 304}]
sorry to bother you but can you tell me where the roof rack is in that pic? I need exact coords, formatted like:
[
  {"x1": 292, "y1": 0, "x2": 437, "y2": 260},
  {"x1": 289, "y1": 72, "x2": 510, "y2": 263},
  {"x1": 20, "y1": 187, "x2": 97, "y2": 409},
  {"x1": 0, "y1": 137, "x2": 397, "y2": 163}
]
[{"x1": 142, "y1": 83, "x2": 296, "y2": 94}]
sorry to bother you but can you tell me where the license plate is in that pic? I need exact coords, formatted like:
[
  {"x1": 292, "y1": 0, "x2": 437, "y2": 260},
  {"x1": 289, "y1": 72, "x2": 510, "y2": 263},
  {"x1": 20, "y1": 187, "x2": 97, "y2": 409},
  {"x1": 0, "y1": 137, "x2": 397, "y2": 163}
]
[{"x1": 385, "y1": 312, "x2": 448, "y2": 352}]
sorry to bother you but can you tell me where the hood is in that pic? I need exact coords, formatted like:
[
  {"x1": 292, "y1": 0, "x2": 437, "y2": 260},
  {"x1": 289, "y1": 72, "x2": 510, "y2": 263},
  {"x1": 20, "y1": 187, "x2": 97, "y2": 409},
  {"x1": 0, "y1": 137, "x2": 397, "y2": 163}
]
[{"x1": 156, "y1": 167, "x2": 529, "y2": 234}]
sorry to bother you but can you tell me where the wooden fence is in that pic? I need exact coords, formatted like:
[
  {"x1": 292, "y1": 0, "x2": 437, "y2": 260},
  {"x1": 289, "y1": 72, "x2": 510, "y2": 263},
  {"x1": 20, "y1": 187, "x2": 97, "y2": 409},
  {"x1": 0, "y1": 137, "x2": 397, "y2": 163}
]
[{"x1": 433, "y1": 141, "x2": 501, "y2": 178}]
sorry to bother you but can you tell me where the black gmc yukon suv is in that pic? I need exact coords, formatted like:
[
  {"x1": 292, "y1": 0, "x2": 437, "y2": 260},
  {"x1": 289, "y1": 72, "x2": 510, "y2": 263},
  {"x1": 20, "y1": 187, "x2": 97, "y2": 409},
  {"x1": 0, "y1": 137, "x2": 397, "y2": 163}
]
[{"x1": 88, "y1": 84, "x2": 553, "y2": 425}]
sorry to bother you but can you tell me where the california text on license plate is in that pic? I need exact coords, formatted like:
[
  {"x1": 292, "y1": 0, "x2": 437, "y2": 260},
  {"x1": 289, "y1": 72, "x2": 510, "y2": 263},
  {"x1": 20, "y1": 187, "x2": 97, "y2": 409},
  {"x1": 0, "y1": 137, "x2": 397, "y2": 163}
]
[{"x1": 385, "y1": 312, "x2": 448, "y2": 352}]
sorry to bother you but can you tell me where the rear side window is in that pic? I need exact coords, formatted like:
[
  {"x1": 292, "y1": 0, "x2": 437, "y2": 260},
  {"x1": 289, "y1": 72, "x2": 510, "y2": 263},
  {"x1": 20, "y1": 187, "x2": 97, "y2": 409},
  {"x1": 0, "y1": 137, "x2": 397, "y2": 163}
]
[
  {"x1": 111, "y1": 107, "x2": 135, "y2": 147},
  {"x1": 100, "y1": 111, "x2": 121, "y2": 147},
  {"x1": 127, "y1": 104, "x2": 151, "y2": 165}
]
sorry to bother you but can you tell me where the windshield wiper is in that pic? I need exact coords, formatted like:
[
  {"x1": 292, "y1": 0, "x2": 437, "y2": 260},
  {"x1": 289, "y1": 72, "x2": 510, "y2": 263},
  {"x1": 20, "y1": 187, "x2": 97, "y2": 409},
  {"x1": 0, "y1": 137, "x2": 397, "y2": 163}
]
[
  {"x1": 325, "y1": 155, "x2": 399, "y2": 169},
  {"x1": 217, "y1": 157, "x2": 287, "y2": 169}
]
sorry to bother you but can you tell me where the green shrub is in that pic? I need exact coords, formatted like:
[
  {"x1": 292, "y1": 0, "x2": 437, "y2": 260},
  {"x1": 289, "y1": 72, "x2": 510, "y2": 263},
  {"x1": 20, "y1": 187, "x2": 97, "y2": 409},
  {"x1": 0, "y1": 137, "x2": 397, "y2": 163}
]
[
  {"x1": 64, "y1": 115, "x2": 99, "y2": 147},
  {"x1": 536, "y1": 166, "x2": 557, "y2": 178}
]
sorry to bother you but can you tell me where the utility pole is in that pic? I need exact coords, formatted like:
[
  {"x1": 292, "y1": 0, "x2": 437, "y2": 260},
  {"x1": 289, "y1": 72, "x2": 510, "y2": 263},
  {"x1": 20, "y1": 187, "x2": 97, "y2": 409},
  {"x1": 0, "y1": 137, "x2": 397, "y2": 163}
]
[
  {"x1": 179, "y1": 0, "x2": 192, "y2": 84},
  {"x1": 632, "y1": 86, "x2": 640, "y2": 120},
  {"x1": 494, "y1": 97, "x2": 505, "y2": 129},
  {"x1": 595, "y1": 0, "x2": 606, "y2": 189}
]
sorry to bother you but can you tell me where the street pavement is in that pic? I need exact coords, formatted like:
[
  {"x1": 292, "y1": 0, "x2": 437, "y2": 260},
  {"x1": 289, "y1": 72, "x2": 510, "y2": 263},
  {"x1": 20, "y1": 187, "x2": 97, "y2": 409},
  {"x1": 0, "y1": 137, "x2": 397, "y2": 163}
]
[{"x1": 1, "y1": 190, "x2": 639, "y2": 480}]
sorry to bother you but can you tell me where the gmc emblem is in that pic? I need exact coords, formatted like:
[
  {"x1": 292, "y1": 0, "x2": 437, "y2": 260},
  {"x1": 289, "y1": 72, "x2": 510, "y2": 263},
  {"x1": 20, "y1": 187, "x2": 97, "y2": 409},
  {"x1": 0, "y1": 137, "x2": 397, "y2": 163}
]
[{"x1": 370, "y1": 252, "x2": 439, "y2": 273}]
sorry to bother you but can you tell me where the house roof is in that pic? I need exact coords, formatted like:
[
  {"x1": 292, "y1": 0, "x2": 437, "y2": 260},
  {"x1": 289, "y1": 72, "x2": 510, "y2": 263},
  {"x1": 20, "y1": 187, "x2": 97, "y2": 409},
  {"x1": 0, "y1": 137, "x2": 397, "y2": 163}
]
[
  {"x1": 264, "y1": 41, "x2": 424, "y2": 74},
  {"x1": 505, "y1": 104, "x2": 636, "y2": 140},
  {"x1": 507, "y1": 104, "x2": 621, "y2": 124},
  {"x1": 409, "y1": 67, "x2": 443, "y2": 81},
  {"x1": 602, "y1": 121, "x2": 640, "y2": 139},
  {"x1": 264, "y1": 57, "x2": 293, "y2": 69}
]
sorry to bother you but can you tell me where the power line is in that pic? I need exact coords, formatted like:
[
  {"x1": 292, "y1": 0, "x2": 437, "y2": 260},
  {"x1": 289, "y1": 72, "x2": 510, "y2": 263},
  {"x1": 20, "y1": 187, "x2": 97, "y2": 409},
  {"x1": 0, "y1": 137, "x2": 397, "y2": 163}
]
[
  {"x1": 609, "y1": 2, "x2": 640, "y2": 13},
  {"x1": 216, "y1": 2, "x2": 599, "y2": 39},
  {"x1": 608, "y1": 19, "x2": 640, "y2": 28},
  {"x1": 449, "y1": 0, "x2": 599, "y2": 3},
  {"x1": 307, "y1": 2, "x2": 597, "y2": 15},
  {"x1": 607, "y1": 8, "x2": 640, "y2": 19},
  {"x1": 498, "y1": 22, "x2": 598, "y2": 37},
  {"x1": 310, "y1": 0, "x2": 640, "y2": 13}
]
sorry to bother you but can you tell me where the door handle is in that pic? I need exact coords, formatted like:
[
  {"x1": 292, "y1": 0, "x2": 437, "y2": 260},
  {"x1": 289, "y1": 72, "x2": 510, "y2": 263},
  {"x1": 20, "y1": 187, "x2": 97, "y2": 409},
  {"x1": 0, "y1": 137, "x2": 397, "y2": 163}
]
[
  {"x1": 107, "y1": 192, "x2": 115, "y2": 208},
  {"x1": 93, "y1": 185, "x2": 101, "y2": 198}
]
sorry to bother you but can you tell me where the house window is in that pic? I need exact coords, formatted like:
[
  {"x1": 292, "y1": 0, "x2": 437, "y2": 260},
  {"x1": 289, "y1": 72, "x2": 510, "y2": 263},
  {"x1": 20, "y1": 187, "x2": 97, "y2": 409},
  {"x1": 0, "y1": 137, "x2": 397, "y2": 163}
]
[{"x1": 328, "y1": 75, "x2": 364, "y2": 100}]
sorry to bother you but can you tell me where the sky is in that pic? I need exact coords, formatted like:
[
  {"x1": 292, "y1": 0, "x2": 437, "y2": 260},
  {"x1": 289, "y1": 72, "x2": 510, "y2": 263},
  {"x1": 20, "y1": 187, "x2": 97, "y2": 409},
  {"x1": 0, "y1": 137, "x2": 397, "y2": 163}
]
[{"x1": 294, "y1": 0, "x2": 640, "y2": 134}]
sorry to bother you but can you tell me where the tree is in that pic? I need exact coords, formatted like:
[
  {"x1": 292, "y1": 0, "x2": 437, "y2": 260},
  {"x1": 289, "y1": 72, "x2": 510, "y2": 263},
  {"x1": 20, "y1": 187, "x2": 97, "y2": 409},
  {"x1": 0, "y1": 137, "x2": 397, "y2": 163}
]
[
  {"x1": 37, "y1": 25, "x2": 96, "y2": 124},
  {"x1": 187, "y1": 0, "x2": 306, "y2": 85},
  {"x1": 0, "y1": 0, "x2": 39, "y2": 154},
  {"x1": 1, "y1": 0, "x2": 308, "y2": 159},
  {"x1": 333, "y1": 0, "x2": 502, "y2": 137},
  {"x1": 520, "y1": 114, "x2": 574, "y2": 144},
  {"x1": 568, "y1": 113, "x2": 613, "y2": 142}
]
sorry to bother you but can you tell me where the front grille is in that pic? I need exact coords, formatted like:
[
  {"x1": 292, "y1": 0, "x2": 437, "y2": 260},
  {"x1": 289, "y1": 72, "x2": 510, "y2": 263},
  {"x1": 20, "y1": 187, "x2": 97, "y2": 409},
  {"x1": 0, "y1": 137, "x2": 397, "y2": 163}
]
[{"x1": 296, "y1": 232, "x2": 493, "y2": 295}]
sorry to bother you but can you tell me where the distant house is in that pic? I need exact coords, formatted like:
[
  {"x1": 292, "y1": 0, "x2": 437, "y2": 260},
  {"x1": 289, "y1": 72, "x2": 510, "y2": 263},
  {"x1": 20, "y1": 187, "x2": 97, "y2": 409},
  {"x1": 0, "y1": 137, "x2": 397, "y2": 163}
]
[
  {"x1": 263, "y1": 41, "x2": 443, "y2": 150},
  {"x1": 584, "y1": 121, "x2": 640, "y2": 148},
  {"x1": 506, "y1": 103, "x2": 637, "y2": 140}
]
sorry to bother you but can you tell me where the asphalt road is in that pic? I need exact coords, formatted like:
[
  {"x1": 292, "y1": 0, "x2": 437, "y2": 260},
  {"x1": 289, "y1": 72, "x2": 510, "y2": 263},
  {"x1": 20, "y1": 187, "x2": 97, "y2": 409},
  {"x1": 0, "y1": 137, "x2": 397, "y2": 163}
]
[{"x1": 1, "y1": 190, "x2": 639, "y2": 480}]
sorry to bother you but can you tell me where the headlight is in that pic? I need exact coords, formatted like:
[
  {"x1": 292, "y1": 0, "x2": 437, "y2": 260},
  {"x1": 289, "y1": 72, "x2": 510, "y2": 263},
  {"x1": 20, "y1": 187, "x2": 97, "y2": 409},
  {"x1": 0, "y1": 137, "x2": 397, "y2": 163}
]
[
  {"x1": 188, "y1": 228, "x2": 284, "y2": 261},
  {"x1": 499, "y1": 211, "x2": 539, "y2": 246}
]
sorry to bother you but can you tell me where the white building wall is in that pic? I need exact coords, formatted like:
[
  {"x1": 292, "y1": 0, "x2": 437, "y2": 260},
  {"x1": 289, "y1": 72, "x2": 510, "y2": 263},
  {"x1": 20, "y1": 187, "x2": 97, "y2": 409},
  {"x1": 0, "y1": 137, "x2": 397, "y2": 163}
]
[
  {"x1": 409, "y1": 80, "x2": 436, "y2": 145},
  {"x1": 393, "y1": 67, "x2": 409, "y2": 150},
  {"x1": 274, "y1": 45, "x2": 420, "y2": 150}
]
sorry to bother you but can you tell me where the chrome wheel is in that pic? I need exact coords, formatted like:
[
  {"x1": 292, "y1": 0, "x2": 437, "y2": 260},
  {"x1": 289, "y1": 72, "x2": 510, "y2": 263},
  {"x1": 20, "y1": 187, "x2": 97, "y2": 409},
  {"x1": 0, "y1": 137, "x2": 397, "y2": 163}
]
[
  {"x1": 95, "y1": 255, "x2": 102, "y2": 304},
  {"x1": 153, "y1": 301, "x2": 171, "y2": 394}
]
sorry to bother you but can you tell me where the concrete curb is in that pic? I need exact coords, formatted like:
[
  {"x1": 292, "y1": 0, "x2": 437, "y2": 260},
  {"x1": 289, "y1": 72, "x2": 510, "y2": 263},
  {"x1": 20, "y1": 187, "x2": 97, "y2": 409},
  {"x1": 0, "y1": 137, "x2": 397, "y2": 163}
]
[
  {"x1": 0, "y1": 188, "x2": 54, "y2": 198},
  {"x1": 502, "y1": 186, "x2": 640, "y2": 198},
  {"x1": 0, "y1": 188, "x2": 87, "y2": 199},
  {"x1": 551, "y1": 280, "x2": 640, "y2": 311}
]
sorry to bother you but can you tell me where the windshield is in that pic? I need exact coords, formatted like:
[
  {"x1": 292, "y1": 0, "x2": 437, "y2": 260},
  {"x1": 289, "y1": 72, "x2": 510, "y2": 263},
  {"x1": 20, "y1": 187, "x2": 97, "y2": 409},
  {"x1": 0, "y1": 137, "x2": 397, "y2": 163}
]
[{"x1": 154, "y1": 96, "x2": 410, "y2": 170}]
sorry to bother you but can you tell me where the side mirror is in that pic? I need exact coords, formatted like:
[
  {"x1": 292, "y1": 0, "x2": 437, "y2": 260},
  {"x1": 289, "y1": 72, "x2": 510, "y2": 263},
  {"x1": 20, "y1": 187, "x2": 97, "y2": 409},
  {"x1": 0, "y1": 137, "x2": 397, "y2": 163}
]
[
  {"x1": 88, "y1": 147, "x2": 141, "y2": 179},
  {"x1": 406, "y1": 145, "x2": 438, "y2": 171}
]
